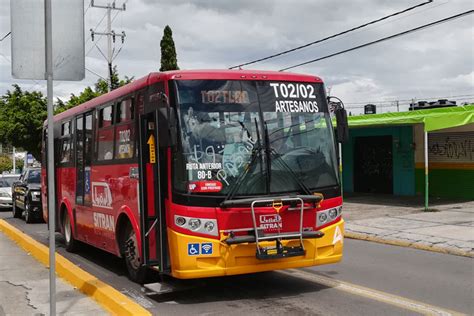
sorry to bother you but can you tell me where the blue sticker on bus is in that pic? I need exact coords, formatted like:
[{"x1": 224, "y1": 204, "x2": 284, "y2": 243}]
[
  {"x1": 188, "y1": 243, "x2": 200, "y2": 256},
  {"x1": 201, "y1": 243, "x2": 213, "y2": 255}
]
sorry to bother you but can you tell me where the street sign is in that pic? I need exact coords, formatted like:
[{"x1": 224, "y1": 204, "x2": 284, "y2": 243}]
[{"x1": 10, "y1": 0, "x2": 85, "y2": 80}]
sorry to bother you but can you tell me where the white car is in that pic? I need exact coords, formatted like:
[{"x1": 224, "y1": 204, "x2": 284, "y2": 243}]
[{"x1": 0, "y1": 174, "x2": 20, "y2": 210}]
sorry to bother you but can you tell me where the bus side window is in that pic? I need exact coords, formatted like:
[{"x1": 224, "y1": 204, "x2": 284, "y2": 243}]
[
  {"x1": 97, "y1": 105, "x2": 114, "y2": 160},
  {"x1": 59, "y1": 121, "x2": 72, "y2": 163},
  {"x1": 115, "y1": 98, "x2": 135, "y2": 159}
]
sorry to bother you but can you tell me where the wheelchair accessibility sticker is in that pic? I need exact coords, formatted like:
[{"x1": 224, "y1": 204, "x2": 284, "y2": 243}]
[
  {"x1": 188, "y1": 243, "x2": 200, "y2": 256},
  {"x1": 187, "y1": 243, "x2": 213, "y2": 256}
]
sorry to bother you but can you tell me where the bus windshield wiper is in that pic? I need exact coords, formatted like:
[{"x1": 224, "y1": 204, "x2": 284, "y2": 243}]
[
  {"x1": 222, "y1": 118, "x2": 263, "y2": 204},
  {"x1": 222, "y1": 142, "x2": 264, "y2": 204}
]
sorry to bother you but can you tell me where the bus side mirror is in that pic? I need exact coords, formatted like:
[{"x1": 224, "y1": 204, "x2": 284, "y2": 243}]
[
  {"x1": 157, "y1": 107, "x2": 177, "y2": 148},
  {"x1": 328, "y1": 96, "x2": 349, "y2": 143},
  {"x1": 335, "y1": 108, "x2": 348, "y2": 143}
]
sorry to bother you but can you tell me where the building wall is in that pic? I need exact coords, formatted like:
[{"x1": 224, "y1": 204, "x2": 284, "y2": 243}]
[
  {"x1": 413, "y1": 123, "x2": 474, "y2": 199},
  {"x1": 342, "y1": 125, "x2": 415, "y2": 196}
]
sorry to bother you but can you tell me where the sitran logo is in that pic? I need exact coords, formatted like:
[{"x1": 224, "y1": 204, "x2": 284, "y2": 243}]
[{"x1": 92, "y1": 182, "x2": 113, "y2": 209}]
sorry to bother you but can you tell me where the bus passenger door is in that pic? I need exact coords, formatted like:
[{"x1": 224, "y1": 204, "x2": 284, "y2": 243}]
[{"x1": 138, "y1": 110, "x2": 166, "y2": 271}]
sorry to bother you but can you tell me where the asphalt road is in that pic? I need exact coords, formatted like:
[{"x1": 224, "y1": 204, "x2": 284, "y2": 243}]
[{"x1": 1, "y1": 211, "x2": 472, "y2": 316}]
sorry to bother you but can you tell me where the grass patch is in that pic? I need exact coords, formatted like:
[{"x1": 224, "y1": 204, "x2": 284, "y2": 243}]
[{"x1": 422, "y1": 208, "x2": 440, "y2": 212}]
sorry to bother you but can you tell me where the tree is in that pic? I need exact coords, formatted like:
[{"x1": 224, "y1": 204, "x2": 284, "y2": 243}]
[
  {"x1": 55, "y1": 66, "x2": 133, "y2": 114},
  {"x1": 0, "y1": 154, "x2": 24, "y2": 174},
  {"x1": 160, "y1": 25, "x2": 179, "y2": 71},
  {"x1": 0, "y1": 85, "x2": 46, "y2": 161}
]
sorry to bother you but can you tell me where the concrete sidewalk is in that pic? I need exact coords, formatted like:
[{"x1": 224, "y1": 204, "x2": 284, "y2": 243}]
[
  {"x1": 0, "y1": 233, "x2": 107, "y2": 316},
  {"x1": 343, "y1": 196, "x2": 474, "y2": 257}
]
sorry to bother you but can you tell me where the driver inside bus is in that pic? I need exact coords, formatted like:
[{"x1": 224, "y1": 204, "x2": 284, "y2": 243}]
[{"x1": 270, "y1": 127, "x2": 292, "y2": 155}]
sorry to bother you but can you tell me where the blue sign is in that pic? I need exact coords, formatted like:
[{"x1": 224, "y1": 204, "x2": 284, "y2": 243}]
[
  {"x1": 84, "y1": 169, "x2": 91, "y2": 194},
  {"x1": 187, "y1": 243, "x2": 200, "y2": 256},
  {"x1": 201, "y1": 243, "x2": 213, "y2": 255}
]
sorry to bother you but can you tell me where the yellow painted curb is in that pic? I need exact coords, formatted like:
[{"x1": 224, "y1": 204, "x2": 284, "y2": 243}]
[
  {"x1": 345, "y1": 231, "x2": 474, "y2": 258},
  {"x1": 0, "y1": 219, "x2": 151, "y2": 316}
]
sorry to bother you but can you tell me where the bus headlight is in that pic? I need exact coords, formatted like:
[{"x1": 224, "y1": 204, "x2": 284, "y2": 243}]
[
  {"x1": 318, "y1": 212, "x2": 328, "y2": 223},
  {"x1": 188, "y1": 218, "x2": 202, "y2": 231},
  {"x1": 175, "y1": 216, "x2": 186, "y2": 226},
  {"x1": 204, "y1": 221, "x2": 215, "y2": 232},
  {"x1": 316, "y1": 205, "x2": 342, "y2": 228},
  {"x1": 328, "y1": 208, "x2": 338, "y2": 219},
  {"x1": 174, "y1": 215, "x2": 218, "y2": 236}
]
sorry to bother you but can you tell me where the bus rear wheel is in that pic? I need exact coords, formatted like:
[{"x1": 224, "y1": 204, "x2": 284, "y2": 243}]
[
  {"x1": 122, "y1": 224, "x2": 147, "y2": 284},
  {"x1": 62, "y1": 211, "x2": 77, "y2": 252}
]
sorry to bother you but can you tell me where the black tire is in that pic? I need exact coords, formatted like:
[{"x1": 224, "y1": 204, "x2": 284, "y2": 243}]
[
  {"x1": 12, "y1": 197, "x2": 21, "y2": 218},
  {"x1": 122, "y1": 224, "x2": 148, "y2": 284},
  {"x1": 24, "y1": 199, "x2": 34, "y2": 224},
  {"x1": 62, "y1": 211, "x2": 78, "y2": 252}
]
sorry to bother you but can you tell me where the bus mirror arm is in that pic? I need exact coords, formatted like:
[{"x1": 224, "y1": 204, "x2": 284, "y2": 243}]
[{"x1": 328, "y1": 96, "x2": 349, "y2": 143}]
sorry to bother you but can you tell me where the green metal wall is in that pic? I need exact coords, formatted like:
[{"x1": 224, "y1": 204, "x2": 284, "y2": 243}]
[
  {"x1": 415, "y1": 168, "x2": 474, "y2": 199},
  {"x1": 342, "y1": 126, "x2": 415, "y2": 196}
]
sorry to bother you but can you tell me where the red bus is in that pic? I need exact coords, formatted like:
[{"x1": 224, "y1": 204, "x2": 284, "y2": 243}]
[{"x1": 42, "y1": 70, "x2": 347, "y2": 283}]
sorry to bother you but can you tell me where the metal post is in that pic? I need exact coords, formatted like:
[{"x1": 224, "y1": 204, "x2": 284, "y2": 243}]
[
  {"x1": 424, "y1": 130, "x2": 429, "y2": 211},
  {"x1": 107, "y1": 2, "x2": 112, "y2": 91},
  {"x1": 339, "y1": 142, "x2": 343, "y2": 199},
  {"x1": 12, "y1": 147, "x2": 15, "y2": 173},
  {"x1": 45, "y1": 0, "x2": 56, "y2": 314}
]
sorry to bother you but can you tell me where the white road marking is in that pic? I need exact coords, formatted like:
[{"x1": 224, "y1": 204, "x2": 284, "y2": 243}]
[{"x1": 279, "y1": 269, "x2": 465, "y2": 316}]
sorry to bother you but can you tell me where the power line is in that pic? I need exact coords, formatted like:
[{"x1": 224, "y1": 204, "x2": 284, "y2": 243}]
[
  {"x1": 86, "y1": 67, "x2": 107, "y2": 80},
  {"x1": 345, "y1": 94, "x2": 474, "y2": 105},
  {"x1": 279, "y1": 10, "x2": 474, "y2": 71},
  {"x1": 84, "y1": 0, "x2": 92, "y2": 15},
  {"x1": 0, "y1": 32, "x2": 11, "y2": 42},
  {"x1": 85, "y1": 10, "x2": 121, "y2": 56},
  {"x1": 228, "y1": 0, "x2": 433, "y2": 69},
  {"x1": 89, "y1": 1, "x2": 126, "y2": 91}
]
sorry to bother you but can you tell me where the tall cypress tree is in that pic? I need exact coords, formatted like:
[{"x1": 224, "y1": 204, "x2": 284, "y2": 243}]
[{"x1": 160, "y1": 25, "x2": 179, "y2": 71}]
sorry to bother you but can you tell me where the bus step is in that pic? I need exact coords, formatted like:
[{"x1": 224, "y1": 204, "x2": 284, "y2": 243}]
[
  {"x1": 224, "y1": 230, "x2": 324, "y2": 245},
  {"x1": 256, "y1": 245, "x2": 305, "y2": 260},
  {"x1": 144, "y1": 280, "x2": 196, "y2": 295}
]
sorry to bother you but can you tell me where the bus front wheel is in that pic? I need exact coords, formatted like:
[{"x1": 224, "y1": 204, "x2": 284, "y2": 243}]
[
  {"x1": 62, "y1": 211, "x2": 77, "y2": 252},
  {"x1": 122, "y1": 224, "x2": 147, "y2": 284}
]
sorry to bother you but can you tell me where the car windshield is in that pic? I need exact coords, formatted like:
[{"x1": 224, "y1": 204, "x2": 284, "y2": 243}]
[
  {"x1": 28, "y1": 170, "x2": 41, "y2": 183},
  {"x1": 173, "y1": 79, "x2": 339, "y2": 196},
  {"x1": 0, "y1": 177, "x2": 19, "y2": 187}
]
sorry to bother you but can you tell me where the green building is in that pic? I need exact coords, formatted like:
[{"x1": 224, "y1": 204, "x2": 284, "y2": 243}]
[{"x1": 341, "y1": 105, "x2": 474, "y2": 200}]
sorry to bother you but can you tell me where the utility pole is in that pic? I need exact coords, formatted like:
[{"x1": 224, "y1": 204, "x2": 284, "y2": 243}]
[
  {"x1": 12, "y1": 147, "x2": 15, "y2": 173},
  {"x1": 396, "y1": 100, "x2": 399, "y2": 112},
  {"x1": 90, "y1": 0, "x2": 126, "y2": 91}
]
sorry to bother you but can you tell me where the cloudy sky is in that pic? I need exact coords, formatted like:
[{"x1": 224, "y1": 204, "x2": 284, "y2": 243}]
[{"x1": 0, "y1": 0, "x2": 473, "y2": 113}]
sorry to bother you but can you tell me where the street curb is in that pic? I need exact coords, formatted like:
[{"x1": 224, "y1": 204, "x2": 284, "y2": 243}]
[
  {"x1": 345, "y1": 231, "x2": 474, "y2": 258},
  {"x1": 0, "y1": 219, "x2": 151, "y2": 316}
]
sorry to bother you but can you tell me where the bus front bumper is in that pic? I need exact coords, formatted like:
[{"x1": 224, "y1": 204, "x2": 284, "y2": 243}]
[{"x1": 167, "y1": 219, "x2": 344, "y2": 279}]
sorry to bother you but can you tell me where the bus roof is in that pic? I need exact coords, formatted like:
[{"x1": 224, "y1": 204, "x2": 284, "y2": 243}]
[{"x1": 52, "y1": 69, "x2": 323, "y2": 123}]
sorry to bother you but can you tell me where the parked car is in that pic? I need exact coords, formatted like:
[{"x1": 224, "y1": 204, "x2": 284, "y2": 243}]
[
  {"x1": 12, "y1": 168, "x2": 43, "y2": 223},
  {"x1": 0, "y1": 174, "x2": 21, "y2": 210}
]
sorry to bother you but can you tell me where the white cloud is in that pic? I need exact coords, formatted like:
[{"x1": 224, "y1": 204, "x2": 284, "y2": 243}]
[{"x1": 0, "y1": 0, "x2": 473, "y2": 109}]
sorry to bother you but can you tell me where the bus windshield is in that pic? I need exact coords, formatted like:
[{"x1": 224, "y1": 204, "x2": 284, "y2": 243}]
[{"x1": 173, "y1": 80, "x2": 339, "y2": 197}]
